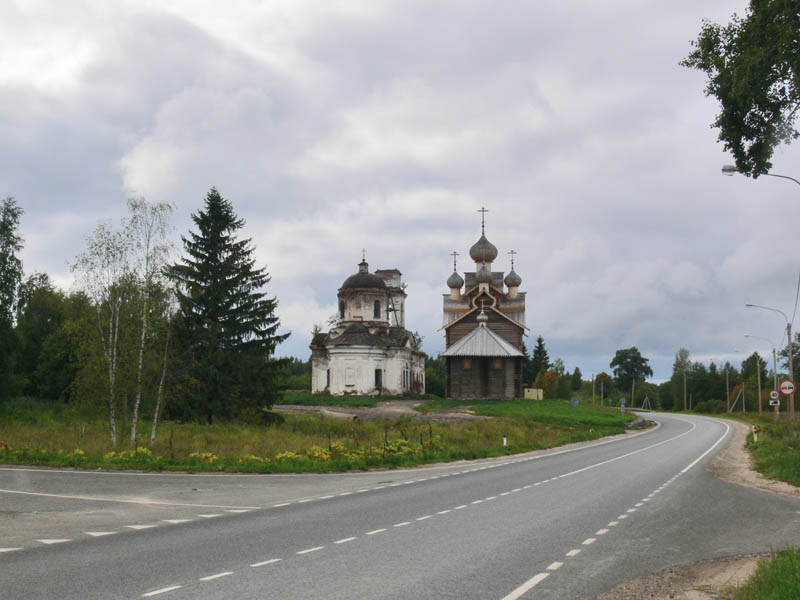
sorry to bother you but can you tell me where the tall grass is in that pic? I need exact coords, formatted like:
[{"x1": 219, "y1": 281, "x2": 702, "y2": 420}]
[
  {"x1": 730, "y1": 548, "x2": 800, "y2": 599},
  {"x1": 0, "y1": 397, "x2": 635, "y2": 473}
]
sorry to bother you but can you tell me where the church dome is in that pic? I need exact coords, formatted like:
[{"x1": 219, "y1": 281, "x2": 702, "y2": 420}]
[
  {"x1": 476, "y1": 308, "x2": 489, "y2": 325},
  {"x1": 504, "y1": 268, "x2": 522, "y2": 288},
  {"x1": 476, "y1": 261, "x2": 492, "y2": 284},
  {"x1": 469, "y1": 234, "x2": 498, "y2": 263},
  {"x1": 341, "y1": 260, "x2": 386, "y2": 290},
  {"x1": 447, "y1": 270, "x2": 464, "y2": 289}
]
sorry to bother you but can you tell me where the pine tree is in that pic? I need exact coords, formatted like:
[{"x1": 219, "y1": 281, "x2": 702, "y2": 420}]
[
  {"x1": 169, "y1": 188, "x2": 288, "y2": 422},
  {"x1": 531, "y1": 335, "x2": 550, "y2": 381}
]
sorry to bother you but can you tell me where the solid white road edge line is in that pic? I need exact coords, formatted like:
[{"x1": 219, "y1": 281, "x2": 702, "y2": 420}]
[{"x1": 0, "y1": 488, "x2": 259, "y2": 510}]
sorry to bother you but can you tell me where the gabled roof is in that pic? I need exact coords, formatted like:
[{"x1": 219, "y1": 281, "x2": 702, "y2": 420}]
[
  {"x1": 442, "y1": 325, "x2": 524, "y2": 357},
  {"x1": 441, "y1": 303, "x2": 528, "y2": 332}
]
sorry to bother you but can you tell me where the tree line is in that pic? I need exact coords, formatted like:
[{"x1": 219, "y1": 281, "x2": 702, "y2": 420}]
[{"x1": 0, "y1": 189, "x2": 289, "y2": 444}]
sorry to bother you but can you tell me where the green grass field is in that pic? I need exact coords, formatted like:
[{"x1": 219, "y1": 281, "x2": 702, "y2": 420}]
[{"x1": 0, "y1": 397, "x2": 638, "y2": 473}]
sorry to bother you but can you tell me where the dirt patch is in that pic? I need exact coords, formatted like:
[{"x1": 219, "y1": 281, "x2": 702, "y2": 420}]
[
  {"x1": 709, "y1": 420, "x2": 800, "y2": 498},
  {"x1": 275, "y1": 399, "x2": 485, "y2": 423},
  {"x1": 594, "y1": 418, "x2": 799, "y2": 599},
  {"x1": 593, "y1": 553, "x2": 766, "y2": 600}
]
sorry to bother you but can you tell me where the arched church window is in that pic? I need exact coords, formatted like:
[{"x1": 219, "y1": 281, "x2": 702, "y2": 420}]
[
  {"x1": 339, "y1": 300, "x2": 345, "y2": 319},
  {"x1": 374, "y1": 300, "x2": 381, "y2": 319}
]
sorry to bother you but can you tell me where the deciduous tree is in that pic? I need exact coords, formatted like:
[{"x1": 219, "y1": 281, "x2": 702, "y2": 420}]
[
  {"x1": 0, "y1": 197, "x2": 24, "y2": 402},
  {"x1": 681, "y1": 1, "x2": 800, "y2": 176},
  {"x1": 125, "y1": 197, "x2": 173, "y2": 443},
  {"x1": 610, "y1": 347, "x2": 653, "y2": 393}
]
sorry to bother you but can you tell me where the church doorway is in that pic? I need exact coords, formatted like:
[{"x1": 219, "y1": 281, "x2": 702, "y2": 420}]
[{"x1": 479, "y1": 358, "x2": 489, "y2": 397}]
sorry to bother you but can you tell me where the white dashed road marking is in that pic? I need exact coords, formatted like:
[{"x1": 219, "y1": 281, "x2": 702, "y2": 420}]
[
  {"x1": 366, "y1": 528, "x2": 386, "y2": 536},
  {"x1": 297, "y1": 546, "x2": 324, "y2": 555},
  {"x1": 502, "y1": 572, "x2": 549, "y2": 600},
  {"x1": 334, "y1": 537, "x2": 356, "y2": 544},
  {"x1": 199, "y1": 572, "x2": 233, "y2": 581},
  {"x1": 251, "y1": 558, "x2": 281, "y2": 567},
  {"x1": 546, "y1": 561, "x2": 563, "y2": 571},
  {"x1": 566, "y1": 549, "x2": 581, "y2": 557},
  {"x1": 85, "y1": 531, "x2": 116, "y2": 537},
  {"x1": 37, "y1": 539, "x2": 71, "y2": 544},
  {"x1": 582, "y1": 538, "x2": 596, "y2": 545},
  {"x1": 162, "y1": 519, "x2": 191, "y2": 524},
  {"x1": 141, "y1": 585, "x2": 182, "y2": 597}
]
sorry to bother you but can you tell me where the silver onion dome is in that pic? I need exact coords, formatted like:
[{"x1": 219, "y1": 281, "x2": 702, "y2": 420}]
[
  {"x1": 469, "y1": 234, "x2": 498, "y2": 263},
  {"x1": 447, "y1": 270, "x2": 464, "y2": 288},
  {"x1": 504, "y1": 268, "x2": 522, "y2": 288}
]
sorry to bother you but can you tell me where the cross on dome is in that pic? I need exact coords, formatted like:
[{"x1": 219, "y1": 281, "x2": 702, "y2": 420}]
[{"x1": 477, "y1": 206, "x2": 488, "y2": 234}]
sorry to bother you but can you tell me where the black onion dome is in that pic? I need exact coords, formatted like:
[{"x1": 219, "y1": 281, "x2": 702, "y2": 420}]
[
  {"x1": 469, "y1": 234, "x2": 498, "y2": 263},
  {"x1": 447, "y1": 270, "x2": 464, "y2": 288},
  {"x1": 504, "y1": 269, "x2": 522, "y2": 287},
  {"x1": 341, "y1": 260, "x2": 386, "y2": 290}
]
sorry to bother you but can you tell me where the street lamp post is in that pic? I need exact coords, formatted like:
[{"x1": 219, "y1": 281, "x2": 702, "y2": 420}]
[
  {"x1": 745, "y1": 304, "x2": 794, "y2": 421},
  {"x1": 722, "y1": 165, "x2": 800, "y2": 187},
  {"x1": 745, "y1": 333, "x2": 779, "y2": 416}
]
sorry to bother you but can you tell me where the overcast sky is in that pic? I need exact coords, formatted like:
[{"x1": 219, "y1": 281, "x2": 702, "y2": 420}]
[{"x1": 4, "y1": 0, "x2": 800, "y2": 383}]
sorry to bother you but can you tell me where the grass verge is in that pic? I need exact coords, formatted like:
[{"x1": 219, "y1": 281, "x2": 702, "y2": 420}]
[
  {"x1": 729, "y1": 547, "x2": 800, "y2": 599},
  {"x1": 0, "y1": 397, "x2": 637, "y2": 473}
]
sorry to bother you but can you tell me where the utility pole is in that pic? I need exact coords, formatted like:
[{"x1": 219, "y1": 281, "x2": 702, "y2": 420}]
[
  {"x1": 601, "y1": 380, "x2": 604, "y2": 406},
  {"x1": 788, "y1": 321, "x2": 795, "y2": 421},
  {"x1": 726, "y1": 366, "x2": 730, "y2": 413},
  {"x1": 592, "y1": 374, "x2": 595, "y2": 405},
  {"x1": 757, "y1": 359, "x2": 762, "y2": 415},
  {"x1": 631, "y1": 380, "x2": 635, "y2": 409}
]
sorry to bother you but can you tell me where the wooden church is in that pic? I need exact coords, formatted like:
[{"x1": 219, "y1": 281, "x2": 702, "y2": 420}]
[{"x1": 442, "y1": 209, "x2": 527, "y2": 398}]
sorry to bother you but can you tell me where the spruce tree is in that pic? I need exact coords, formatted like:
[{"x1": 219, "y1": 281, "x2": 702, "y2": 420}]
[
  {"x1": 169, "y1": 188, "x2": 288, "y2": 422},
  {"x1": 531, "y1": 335, "x2": 550, "y2": 381}
]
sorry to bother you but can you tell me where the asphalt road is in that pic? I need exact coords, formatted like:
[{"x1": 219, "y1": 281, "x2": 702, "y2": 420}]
[{"x1": 3, "y1": 413, "x2": 800, "y2": 599}]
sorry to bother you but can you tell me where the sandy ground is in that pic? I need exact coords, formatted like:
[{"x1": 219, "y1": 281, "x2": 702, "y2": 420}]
[
  {"x1": 594, "y1": 419, "x2": 798, "y2": 600},
  {"x1": 276, "y1": 399, "x2": 485, "y2": 422}
]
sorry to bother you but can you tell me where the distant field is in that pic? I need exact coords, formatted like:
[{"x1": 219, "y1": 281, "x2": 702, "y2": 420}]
[{"x1": 0, "y1": 397, "x2": 638, "y2": 473}]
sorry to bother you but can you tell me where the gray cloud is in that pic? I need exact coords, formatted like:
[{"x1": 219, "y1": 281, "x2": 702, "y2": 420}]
[{"x1": 4, "y1": 0, "x2": 799, "y2": 382}]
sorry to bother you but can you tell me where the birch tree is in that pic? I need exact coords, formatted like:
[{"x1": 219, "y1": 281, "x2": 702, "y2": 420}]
[
  {"x1": 125, "y1": 198, "x2": 172, "y2": 444},
  {"x1": 71, "y1": 222, "x2": 131, "y2": 443}
]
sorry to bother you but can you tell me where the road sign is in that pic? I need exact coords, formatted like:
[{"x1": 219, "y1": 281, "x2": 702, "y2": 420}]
[
  {"x1": 769, "y1": 399, "x2": 780, "y2": 406},
  {"x1": 779, "y1": 379, "x2": 796, "y2": 396},
  {"x1": 770, "y1": 390, "x2": 780, "y2": 400},
  {"x1": 570, "y1": 398, "x2": 580, "y2": 408}
]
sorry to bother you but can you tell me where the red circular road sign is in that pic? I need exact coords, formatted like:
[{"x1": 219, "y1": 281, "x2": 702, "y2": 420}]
[
  {"x1": 770, "y1": 390, "x2": 780, "y2": 400},
  {"x1": 780, "y1": 379, "x2": 796, "y2": 396}
]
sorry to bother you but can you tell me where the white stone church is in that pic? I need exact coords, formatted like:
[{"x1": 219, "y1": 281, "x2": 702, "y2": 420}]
[{"x1": 310, "y1": 256, "x2": 426, "y2": 396}]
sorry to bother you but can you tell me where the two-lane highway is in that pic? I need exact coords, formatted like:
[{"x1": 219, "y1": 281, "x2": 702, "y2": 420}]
[{"x1": 3, "y1": 413, "x2": 800, "y2": 599}]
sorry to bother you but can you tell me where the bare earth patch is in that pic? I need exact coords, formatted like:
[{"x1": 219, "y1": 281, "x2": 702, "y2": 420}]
[
  {"x1": 594, "y1": 419, "x2": 797, "y2": 600},
  {"x1": 276, "y1": 399, "x2": 485, "y2": 422}
]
